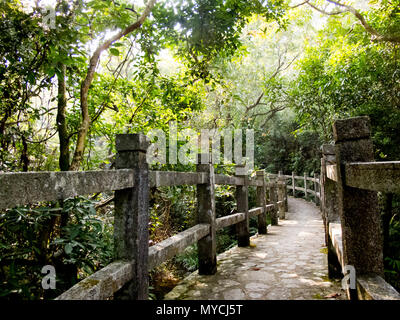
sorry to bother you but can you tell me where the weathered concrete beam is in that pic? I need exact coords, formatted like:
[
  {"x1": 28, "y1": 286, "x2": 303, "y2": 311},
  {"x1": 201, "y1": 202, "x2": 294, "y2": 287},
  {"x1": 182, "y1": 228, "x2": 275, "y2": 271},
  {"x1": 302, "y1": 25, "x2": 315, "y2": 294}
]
[
  {"x1": 265, "y1": 204, "x2": 275, "y2": 212},
  {"x1": 326, "y1": 164, "x2": 338, "y2": 182},
  {"x1": 214, "y1": 174, "x2": 244, "y2": 186},
  {"x1": 149, "y1": 171, "x2": 207, "y2": 188},
  {"x1": 247, "y1": 178, "x2": 264, "y2": 187},
  {"x1": 329, "y1": 223, "x2": 344, "y2": 268},
  {"x1": 357, "y1": 274, "x2": 400, "y2": 300},
  {"x1": 55, "y1": 261, "x2": 132, "y2": 300},
  {"x1": 0, "y1": 169, "x2": 134, "y2": 210},
  {"x1": 345, "y1": 161, "x2": 400, "y2": 193},
  {"x1": 148, "y1": 224, "x2": 210, "y2": 270},
  {"x1": 307, "y1": 189, "x2": 317, "y2": 196},
  {"x1": 216, "y1": 212, "x2": 246, "y2": 230},
  {"x1": 329, "y1": 222, "x2": 400, "y2": 300},
  {"x1": 249, "y1": 206, "x2": 264, "y2": 218}
]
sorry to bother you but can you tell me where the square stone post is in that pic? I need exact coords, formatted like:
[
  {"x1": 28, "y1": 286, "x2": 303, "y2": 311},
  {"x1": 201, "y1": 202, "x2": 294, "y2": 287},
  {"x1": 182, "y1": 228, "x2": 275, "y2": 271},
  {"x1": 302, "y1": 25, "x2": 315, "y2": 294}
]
[
  {"x1": 321, "y1": 145, "x2": 340, "y2": 243},
  {"x1": 278, "y1": 175, "x2": 288, "y2": 212},
  {"x1": 268, "y1": 180, "x2": 278, "y2": 225},
  {"x1": 235, "y1": 165, "x2": 250, "y2": 247},
  {"x1": 277, "y1": 181, "x2": 286, "y2": 220},
  {"x1": 333, "y1": 116, "x2": 384, "y2": 298},
  {"x1": 321, "y1": 144, "x2": 341, "y2": 278},
  {"x1": 114, "y1": 134, "x2": 149, "y2": 300},
  {"x1": 292, "y1": 171, "x2": 296, "y2": 197},
  {"x1": 256, "y1": 170, "x2": 267, "y2": 234},
  {"x1": 196, "y1": 154, "x2": 217, "y2": 275},
  {"x1": 304, "y1": 172, "x2": 307, "y2": 199},
  {"x1": 315, "y1": 173, "x2": 320, "y2": 206}
]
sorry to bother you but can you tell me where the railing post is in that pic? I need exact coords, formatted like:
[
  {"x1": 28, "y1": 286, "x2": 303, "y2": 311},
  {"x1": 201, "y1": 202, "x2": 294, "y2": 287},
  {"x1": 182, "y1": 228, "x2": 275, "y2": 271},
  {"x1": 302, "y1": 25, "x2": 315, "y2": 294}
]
[
  {"x1": 284, "y1": 177, "x2": 288, "y2": 212},
  {"x1": 268, "y1": 179, "x2": 278, "y2": 225},
  {"x1": 278, "y1": 174, "x2": 288, "y2": 212},
  {"x1": 277, "y1": 181, "x2": 286, "y2": 219},
  {"x1": 114, "y1": 134, "x2": 149, "y2": 300},
  {"x1": 333, "y1": 116, "x2": 384, "y2": 298},
  {"x1": 304, "y1": 172, "x2": 307, "y2": 199},
  {"x1": 292, "y1": 171, "x2": 296, "y2": 197},
  {"x1": 196, "y1": 154, "x2": 217, "y2": 275},
  {"x1": 321, "y1": 144, "x2": 342, "y2": 281},
  {"x1": 321, "y1": 144, "x2": 340, "y2": 246},
  {"x1": 256, "y1": 170, "x2": 267, "y2": 234},
  {"x1": 235, "y1": 165, "x2": 250, "y2": 246},
  {"x1": 315, "y1": 173, "x2": 320, "y2": 206}
]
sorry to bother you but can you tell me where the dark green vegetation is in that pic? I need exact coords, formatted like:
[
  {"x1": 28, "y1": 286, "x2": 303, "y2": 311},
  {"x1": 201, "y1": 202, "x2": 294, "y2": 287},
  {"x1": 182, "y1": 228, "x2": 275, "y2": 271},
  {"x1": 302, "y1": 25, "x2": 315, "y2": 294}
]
[{"x1": 0, "y1": 0, "x2": 400, "y2": 299}]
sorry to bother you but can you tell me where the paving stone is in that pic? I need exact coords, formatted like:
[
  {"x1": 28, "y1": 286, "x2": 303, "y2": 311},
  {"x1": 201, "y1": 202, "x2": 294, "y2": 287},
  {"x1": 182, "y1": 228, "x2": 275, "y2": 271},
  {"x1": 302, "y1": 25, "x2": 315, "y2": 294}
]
[
  {"x1": 223, "y1": 288, "x2": 246, "y2": 300},
  {"x1": 164, "y1": 198, "x2": 346, "y2": 300}
]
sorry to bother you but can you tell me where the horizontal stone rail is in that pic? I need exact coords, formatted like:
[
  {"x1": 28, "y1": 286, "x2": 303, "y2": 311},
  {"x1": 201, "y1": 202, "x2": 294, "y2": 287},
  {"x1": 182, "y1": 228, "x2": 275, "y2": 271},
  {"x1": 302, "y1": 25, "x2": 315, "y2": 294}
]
[
  {"x1": 247, "y1": 178, "x2": 264, "y2": 187},
  {"x1": 265, "y1": 203, "x2": 275, "y2": 212},
  {"x1": 328, "y1": 223, "x2": 400, "y2": 300},
  {"x1": 248, "y1": 206, "x2": 264, "y2": 217},
  {"x1": 55, "y1": 261, "x2": 133, "y2": 300},
  {"x1": 344, "y1": 161, "x2": 400, "y2": 193},
  {"x1": 215, "y1": 203, "x2": 277, "y2": 231},
  {"x1": 148, "y1": 224, "x2": 210, "y2": 270},
  {"x1": 216, "y1": 212, "x2": 246, "y2": 230},
  {"x1": 149, "y1": 171, "x2": 207, "y2": 188},
  {"x1": 357, "y1": 274, "x2": 400, "y2": 300},
  {"x1": 0, "y1": 169, "x2": 134, "y2": 210},
  {"x1": 214, "y1": 174, "x2": 245, "y2": 186},
  {"x1": 328, "y1": 223, "x2": 344, "y2": 268},
  {"x1": 326, "y1": 164, "x2": 337, "y2": 182},
  {"x1": 268, "y1": 171, "x2": 321, "y2": 207}
]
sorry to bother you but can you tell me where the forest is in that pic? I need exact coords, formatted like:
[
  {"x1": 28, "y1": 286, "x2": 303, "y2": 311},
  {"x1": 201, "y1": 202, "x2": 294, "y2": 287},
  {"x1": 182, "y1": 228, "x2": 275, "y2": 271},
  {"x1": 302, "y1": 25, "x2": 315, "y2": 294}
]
[{"x1": 0, "y1": 0, "x2": 400, "y2": 300}]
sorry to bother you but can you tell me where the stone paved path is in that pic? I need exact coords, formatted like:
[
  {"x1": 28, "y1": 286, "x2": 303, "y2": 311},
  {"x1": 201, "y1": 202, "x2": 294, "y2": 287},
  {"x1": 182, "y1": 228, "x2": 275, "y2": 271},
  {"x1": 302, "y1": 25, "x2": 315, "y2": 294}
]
[{"x1": 164, "y1": 197, "x2": 346, "y2": 300}]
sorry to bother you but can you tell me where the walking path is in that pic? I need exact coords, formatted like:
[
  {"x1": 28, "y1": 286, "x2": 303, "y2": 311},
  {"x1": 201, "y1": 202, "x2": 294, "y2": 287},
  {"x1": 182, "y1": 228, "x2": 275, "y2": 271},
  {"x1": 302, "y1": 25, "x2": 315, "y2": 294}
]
[{"x1": 164, "y1": 197, "x2": 346, "y2": 300}]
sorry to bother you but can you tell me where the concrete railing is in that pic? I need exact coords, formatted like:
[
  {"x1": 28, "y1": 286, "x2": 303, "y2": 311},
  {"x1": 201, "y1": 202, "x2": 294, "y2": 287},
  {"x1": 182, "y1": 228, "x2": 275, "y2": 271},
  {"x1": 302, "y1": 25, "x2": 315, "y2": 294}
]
[
  {"x1": 1, "y1": 134, "x2": 288, "y2": 300},
  {"x1": 321, "y1": 116, "x2": 400, "y2": 300},
  {"x1": 268, "y1": 171, "x2": 321, "y2": 207}
]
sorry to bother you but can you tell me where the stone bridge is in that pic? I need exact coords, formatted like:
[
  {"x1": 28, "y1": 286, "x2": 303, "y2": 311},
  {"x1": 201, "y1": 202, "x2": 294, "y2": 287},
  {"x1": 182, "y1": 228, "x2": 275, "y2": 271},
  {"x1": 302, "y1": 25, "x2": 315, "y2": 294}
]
[{"x1": 1, "y1": 116, "x2": 400, "y2": 300}]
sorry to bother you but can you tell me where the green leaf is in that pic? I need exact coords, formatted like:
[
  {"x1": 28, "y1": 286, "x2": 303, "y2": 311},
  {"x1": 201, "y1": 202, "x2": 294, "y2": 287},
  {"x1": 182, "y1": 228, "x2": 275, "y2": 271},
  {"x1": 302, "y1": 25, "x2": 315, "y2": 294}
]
[{"x1": 109, "y1": 48, "x2": 120, "y2": 56}]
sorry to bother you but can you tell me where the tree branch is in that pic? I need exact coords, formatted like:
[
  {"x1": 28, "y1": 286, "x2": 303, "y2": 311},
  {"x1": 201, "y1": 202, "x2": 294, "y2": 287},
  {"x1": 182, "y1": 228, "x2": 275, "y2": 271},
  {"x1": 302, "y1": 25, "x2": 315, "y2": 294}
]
[
  {"x1": 69, "y1": 0, "x2": 157, "y2": 171},
  {"x1": 326, "y1": 0, "x2": 400, "y2": 43},
  {"x1": 302, "y1": 0, "x2": 400, "y2": 44}
]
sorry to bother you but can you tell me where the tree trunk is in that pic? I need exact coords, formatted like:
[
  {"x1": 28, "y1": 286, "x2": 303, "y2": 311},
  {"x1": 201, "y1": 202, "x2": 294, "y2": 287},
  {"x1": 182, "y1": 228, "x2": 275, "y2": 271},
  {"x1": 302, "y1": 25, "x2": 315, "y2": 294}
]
[
  {"x1": 57, "y1": 63, "x2": 70, "y2": 172},
  {"x1": 68, "y1": 0, "x2": 157, "y2": 171},
  {"x1": 382, "y1": 193, "x2": 393, "y2": 259}
]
